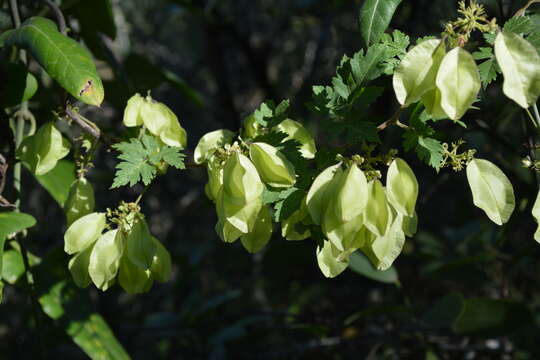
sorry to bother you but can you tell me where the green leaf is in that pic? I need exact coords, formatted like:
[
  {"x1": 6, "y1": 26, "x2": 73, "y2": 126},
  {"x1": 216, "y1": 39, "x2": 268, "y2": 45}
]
[
  {"x1": 504, "y1": 16, "x2": 534, "y2": 35},
  {"x1": 466, "y1": 158, "x2": 515, "y2": 225},
  {"x1": 0, "y1": 212, "x2": 36, "y2": 285},
  {"x1": 35, "y1": 249, "x2": 131, "y2": 359},
  {"x1": 435, "y1": 47, "x2": 481, "y2": 120},
  {"x1": 33, "y1": 160, "x2": 76, "y2": 206},
  {"x1": 0, "y1": 17, "x2": 104, "y2": 106},
  {"x1": 348, "y1": 251, "x2": 398, "y2": 284},
  {"x1": 422, "y1": 293, "x2": 464, "y2": 328},
  {"x1": 2, "y1": 249, "x2": 25, "y2": 284},
  {"x1": 495, "y1": 31, "x2": 540, "y2": 108},
  {"x1": 359, "y1": 0, "x2": 402, "y2": 47},
  {"x1": 477, "y1": 58, "x2": 500, "y2": 89}
]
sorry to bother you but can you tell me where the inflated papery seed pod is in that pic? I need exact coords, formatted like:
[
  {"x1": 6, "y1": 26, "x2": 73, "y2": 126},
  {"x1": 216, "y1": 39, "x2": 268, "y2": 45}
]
[
  {"x1": 150, "y1": 237, "x2": 172, "y2": 283},
  {"x1": 194, "y1": 129, "x2": 235, "y2": 164},
  {"x1": 241, "y1": 113, "x2": 261, "y2": 139},
  {"x1": 240, "y1": 206, "x2": 272, "y2": 253},
  {"x1": 386, "y1": 158, "x2": 418, "y2": 217},
  {"x1": 205, "y1": 156, "x2": 225, "y2": 203},
  {"x1": 495, "y1": 31, "x2": 540, "y2": 109},
  {"x1": 68, "y1": 245, "x2": 93, "y2": 287},
  {"x1": 281, "y1": 199, "x2": 311, "y2": 241},
  {"x1": 466, "y1": 158, "x2": 515, "y2": 225},
  {"x1": 306, "y1": 163, "x2": 342, "y2": 225},
  {"x1": 421, "y1": 88, "x2": 447, "y2": 119},
  {"x1": 401, "y1": 212, "x2": 418, "y2": 237},
  {"x1": 88, "y1": 229, "x2": 123, "y2": 291},
  {"x1": 64, "y1": 176, "x2": 95, "y2": 227},
  {"x1": 125, "y1": 214, "x2": 156, "y2": 270},
  {"x1": 249, "y1": 142, "x2": 296, "y2": 188},
  {"x1": 118, "y1": 251, "x2": 153, "y2": 294},
  {"x1": 64, "y1": 212, "x2": 106, "y2": 255},
  {"x1": 393, "y1": 39, "x2": 446, "y2": 107},
  {"x1": 363, "y1": 180, "x2": 390, "y2": 237},
  {"x1": 222, "y1": 153, "x2": 264, "y2": 205},
  {"x1": 369, "y1": 205, "x2": 406, "y2": 271},
  {"x1": 435, "y1": 47, "x2": 481, "y2": 121},
  {"x1": 17, "y1": 122, "x2": 70, "y2": 175},
  {"x1": 330, "y1": 164, "x2": 368, "y2": 223},
  {"x1": 532, "y1": 191, "x2": 540, "y2": 243},
  {"x1": 221, "y1": 195, "x2": 263, "y2": 235},
  {"x1": 316, "y1": 240, "x2": 353, "y2": 278},
  {"x1": 274, "y1": 119, "x2": 317, "y2": 159},
  {"x1": 123, "y1": 93, "x2": 187, "y2": 148}
]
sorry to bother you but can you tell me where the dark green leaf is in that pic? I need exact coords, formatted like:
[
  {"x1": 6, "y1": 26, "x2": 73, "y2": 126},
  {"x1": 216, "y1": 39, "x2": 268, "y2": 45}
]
[
  {"x1": 504, "y1": 16, "x2": 534, "y2": 35},
  {"x1": 0, "y1": 212, "x2": 36, "y2": 283},
  {"x1": 2, "y1": 249, "x2": 24, "y2": 284},
  {"x1": 0, "y1": 62, "x2": 38, "y2": 107},
  {"x1": 477, "y1": 58, "x2": 500, "y2": 89},
  {"x1": 0, "y1": 17, "x2": 104, "y2": 106},
  {"x1": 422, "y1": 293, "x2": 464, "y2": 328},
  {"x1": 359, "y1": 0, "x2": 402, "y2": 47},
  {"x1": 348, "y1": 251, "x2": 399, "y2": 284}
]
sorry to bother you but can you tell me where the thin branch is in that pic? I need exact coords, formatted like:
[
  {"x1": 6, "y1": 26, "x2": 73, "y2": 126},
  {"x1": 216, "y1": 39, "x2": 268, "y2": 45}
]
[
  {"x1": 377, "y1": 108, "x2": 403, "y2": 131},
  {"x1": 42, "y1": 0, "x2": 67, "y2": 35},
  {"x1": 65, "y1": 106, "x2": 101, "y2": 140},
  {"x1": 514, "y1": 0, "x2": 540, "y2": 17}
]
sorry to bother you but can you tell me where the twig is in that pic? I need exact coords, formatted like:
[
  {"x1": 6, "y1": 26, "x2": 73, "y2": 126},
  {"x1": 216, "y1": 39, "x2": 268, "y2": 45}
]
[
  {"x1": 377, "y1": 108, "x2": 403, "y2": 131},
  {"x1": 514, "y1": 0, "x2": 540, "y2": 17},
  {"x1": 65, "y1": 106, "x2": 102, "y2": 140},
  {"x1": 42, "y1": 0, "x2": 67, "y2": 34}
]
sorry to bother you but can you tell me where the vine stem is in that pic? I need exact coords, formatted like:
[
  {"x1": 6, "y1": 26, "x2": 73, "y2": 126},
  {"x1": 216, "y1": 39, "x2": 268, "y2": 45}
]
[
  {"x1": 377, "y1": 108, "x2": 405, "y2": 132},
  {"x1": 8, "y1": 0, "x2": 46, "y2": 357}
]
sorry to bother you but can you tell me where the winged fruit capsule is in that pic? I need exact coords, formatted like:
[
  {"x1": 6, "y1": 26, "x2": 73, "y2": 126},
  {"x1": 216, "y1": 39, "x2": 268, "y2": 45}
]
[{"x1": 249, "y1": 142, "x2": 296, "y2": 188}]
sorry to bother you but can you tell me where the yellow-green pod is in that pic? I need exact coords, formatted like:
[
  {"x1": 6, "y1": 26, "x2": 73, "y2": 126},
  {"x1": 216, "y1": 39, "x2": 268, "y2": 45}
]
[
  {"x1": 306, "y1": 163, "x2": 341, "y2": 225},
  {"x1": 139, "y1": 100, "x2": 187, "y2": 148},
  {"x1": 393, "y1": 39, "x2": 446, "y2": 107},
  {"x1": 402, "y1": 212, "x2": 418, "y2": 237},
  {"x1": 316, "y1": 240, "x2": 350, "y2": 278},
  {"x1": 222, "y1": 197, "x2": 263, "y2": 234},
  {"x1": 125, "y1": 214, "x2": 156, "y2": 270},
  {"x1": 17, "y1": 122, "x2": 71, "y2": 175},
  {"x1": 364, "y1": 180, "x2": 389, "y2": 237},
  {"x1": 435, "y1": 47, "x2": 480, "y2": 121},
  {"x1": 281, "y1": 200, "x2": 310, "y2": 241},
  {"x1": 370, "y1": 206, "x2": 406, "y2": 271},
  {"x1": 88, "y1": 229, "x2": 123, "y2": 291},
  {"x1": 322, "y1": 210, "x2": 363, "y2": 251},
  {"x1": 249, "y1": 142, "x2": 296, "y2": 188},
  {"x1": 386, "y1": 158, "x2": 418, "y2": 217},
  {"x1": 64, "y1": 176, "x2": 95, "y2": 227},
  {"x1": 242, "y1": 113, "x2": 261, "y2": 139},
  {"x1": 222, "y1": 153, "x2": 264, "y2": 205},
  {"x1": 68, "y1": 244, "x2": 93, "y2": 288},
  {"x1": 123, "y1": 93, "x2": 144, "y2": 127},
  {"x1": 64, "y1": 212, "x2": 106, "y2": 255},
  {"x1": 150, "y1": 237, "x2": 172, "y2": 283},
  {"x1": 495, "y1": 31, "x2": 540, "y2": 109},
  {"x1": 332, "y1": 164, "x2": 368, "y2": 223},
  {"x1": 466, "y1": 158, "x2": 515, "y2": 225},
  {"x1": 274, "y1": 119, "x2": 317, "y2": 159},
  {"x1": 194, "y1": 129, "x2": 235, "y2": 164},
  {"x1": 118, "y1": 252, "x2": 153, "y2": 294},
  {"x1": 421, "y1": 88, "x2": 447, "y2": 119},
  {"x1": 240, "y1": 206, "x2": 273, "y2": 253}
]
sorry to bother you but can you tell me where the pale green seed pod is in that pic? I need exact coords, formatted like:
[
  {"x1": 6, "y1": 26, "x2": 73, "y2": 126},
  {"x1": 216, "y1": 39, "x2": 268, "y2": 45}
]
[
  {"x1": 353, "y1": 226, "x2": 377, "y2": 250},
  {"x1": 495, "y1": 31, "x2": 540, "y2": 109},
  {"x1": 240, "y1": 206, "x2": 272, "y2": 253},
  {"x1": 533, "y1": 190, "x2": 540, "y2": 243},
  {"x1": 222, "y1": 196, "x2": 263, "y2": 234},
  {"x1": 214, "y1": 189, "x2": 246, "y2": 242},
  {"x1": 194, "y1": 129, "x2": 235, "y2": 164},
  {"x1": 316, "y1": 240, "x2": 351, "y2": 278},
  {"x1": 401, "y1": 212, "x2": 418, "y2": 237},
  {"x1": 17, "y1": 122, "x2": 71, "y2": 175},
  {"x1": 435, "y1": 47, "x2": 480, "y2": 121},
  {"x1": 331, "y1": 164, "x2": 368, "y2": 223},
  {"x1": 88, "y1": 229, "x2": 123, "y2": 291},
  {"x1": 64, "y1": 176, "x2": 95, "y2": 227},
  {"x1": 466, "y1": 158, "x2": 515, "y2": 225},
  {"x1": 150, "y1": 237, "x2": 172, "y2": 283},
  {"x1": 125, "y1": 214, "x2": 156, "y2": 270},
  {"x1": 306, "y1": 163, "x2": 341, "y2": 225},
  {"x1": 274, "y1": 119, "x2": 317, "y2": 159},
  {"x1": 322, "y1": 211, "x2": 363, "y2": 251},
  {"x1": 393, "y1": 39, "x2": 446, "y2": 107},
  {"x1": 118, "y1": 252, "x2": 153, "y2": 294},
  {"x1": 242, "y1": 114, "x2": 261, "y2": 139},
  {"x1": 421, "y1": 88, "x2": 447, "y2": 119},
  {"x1": 386, "y1": 158, "x2": 418, "y2": 217},
  {"x1": 64, "y1": 212, "x2": 106, "y2": 255},
  {"x1": 364, "y1": 180, "x2": 389, "y2": 237},
  {"x1": 68, "y1": 244, "x2": 93, "y2": 288},
  {"x1": 249, "y1": 142, "x2": 296, "y2": 188},
  {"x1": 370, "y1": 205, "x2": 406, "y2": 271},
  {"x1": 281, "y1": 200, "x2": 310, "y2": 241},
  {"x1": 123, "y1": 93, "x2": 144, "y2": 127},
  {"x1": 222, "y1": 153, "x2": 264, "y2": 205},
  {"x1": 205, "y1": 157, "x2": 225, "y2": 203}
]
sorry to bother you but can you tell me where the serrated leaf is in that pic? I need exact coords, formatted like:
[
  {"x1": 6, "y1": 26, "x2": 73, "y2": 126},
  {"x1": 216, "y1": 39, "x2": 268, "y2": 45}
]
[
  {"x1": 359, "y1": 0, "x2": 402, "y2": 47},
  {"x1": 0, "y1": 17, "x2": 103, "y2": 106},
  {"x1": 478, "y1": 58, "x2": 500, "y2": 89},
  {"x1": 472, "y1": 47, "x2": 494, "y2": 60},
  {"x1": 504, "y1": 16, "x2": 534, "y2": 35}
]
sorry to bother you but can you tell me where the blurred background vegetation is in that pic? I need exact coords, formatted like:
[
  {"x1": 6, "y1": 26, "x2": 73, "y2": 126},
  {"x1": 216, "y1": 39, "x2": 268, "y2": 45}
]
[{"x1": 2, "y1": 0, "x2": 540, "y2": 358}]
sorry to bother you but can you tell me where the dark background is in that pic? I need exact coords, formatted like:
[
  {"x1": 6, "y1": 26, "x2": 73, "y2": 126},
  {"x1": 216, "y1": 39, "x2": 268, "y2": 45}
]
[{"x1": 2, "y1": 0, "x2": 540, "y2": 358}]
